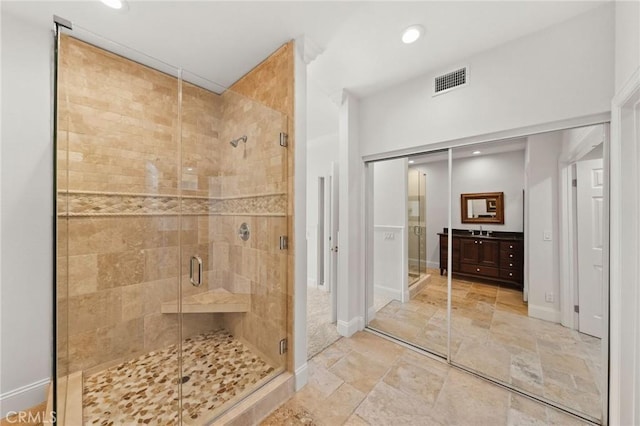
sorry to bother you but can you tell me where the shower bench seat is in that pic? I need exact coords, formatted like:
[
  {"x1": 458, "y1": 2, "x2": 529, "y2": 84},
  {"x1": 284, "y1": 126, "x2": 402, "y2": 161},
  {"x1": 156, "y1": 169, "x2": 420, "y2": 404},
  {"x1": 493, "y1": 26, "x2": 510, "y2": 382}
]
[{"x1": 161, "y1": 288, "x2": 251, "y2": 314}]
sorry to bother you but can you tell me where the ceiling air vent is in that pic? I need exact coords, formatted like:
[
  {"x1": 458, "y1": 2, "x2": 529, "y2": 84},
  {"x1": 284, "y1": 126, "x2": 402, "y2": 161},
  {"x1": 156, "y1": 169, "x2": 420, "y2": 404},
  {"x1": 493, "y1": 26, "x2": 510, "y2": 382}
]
[{"x1": 434, "y1": 67, "x2": 467, "y2": 95}]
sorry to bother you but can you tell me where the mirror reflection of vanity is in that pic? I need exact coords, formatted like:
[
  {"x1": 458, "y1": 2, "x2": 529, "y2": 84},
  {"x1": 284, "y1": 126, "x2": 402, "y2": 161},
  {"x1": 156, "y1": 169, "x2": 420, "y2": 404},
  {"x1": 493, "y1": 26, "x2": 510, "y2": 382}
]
[
  {"x1": 461, "y1": 192, "x2": 504, "y2": 224},
  {"x1": 438, "y1": 228, "x2": 524, "y2": 288},
  {"x1": 438, "y1": 191, "x2": 523, "y2": 288}
]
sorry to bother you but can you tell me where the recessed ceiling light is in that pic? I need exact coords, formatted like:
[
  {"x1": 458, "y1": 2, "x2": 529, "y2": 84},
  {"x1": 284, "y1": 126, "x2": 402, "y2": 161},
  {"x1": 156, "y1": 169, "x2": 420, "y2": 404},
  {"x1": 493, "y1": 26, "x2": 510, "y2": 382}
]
[
  {"x1": 100, "y1": 0, "x2": 123, "y2": 9},
  {"x1": 402, "y1": 25, "x2": 424, "y2": 44},
  {"x1": 408, "y1": 160, "x2": 415, "y2": 164},
  {"x1": 472, "y1": 150, "x2": 481, "y2": 155}
]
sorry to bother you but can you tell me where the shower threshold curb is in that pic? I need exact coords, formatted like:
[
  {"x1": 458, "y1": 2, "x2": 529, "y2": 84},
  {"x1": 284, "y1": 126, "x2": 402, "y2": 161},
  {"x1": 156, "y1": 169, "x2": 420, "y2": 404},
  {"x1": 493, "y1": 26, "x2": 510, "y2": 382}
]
[{"x1": 212, "y1": 372, "x2": 294, "y2": 425}]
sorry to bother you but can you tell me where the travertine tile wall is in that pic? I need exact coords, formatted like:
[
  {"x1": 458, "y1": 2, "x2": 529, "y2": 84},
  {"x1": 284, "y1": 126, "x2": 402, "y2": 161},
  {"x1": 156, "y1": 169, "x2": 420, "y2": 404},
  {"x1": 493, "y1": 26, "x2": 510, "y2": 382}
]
[
  {"x1": 57, "y1": 36, "x2": 293, "y2": 375},
  {"x1": 181, "y1": 82, "x2": 222, "y2": 198},
  {"x1": 57, "y1": 36, "x2": 180, "y2": 195},
  {"x1": 57, "y1": 36, "x2": 222, "y2": 374},
  {"x1": 208, "y1": 214, "x2": 288, "y2": 365}
]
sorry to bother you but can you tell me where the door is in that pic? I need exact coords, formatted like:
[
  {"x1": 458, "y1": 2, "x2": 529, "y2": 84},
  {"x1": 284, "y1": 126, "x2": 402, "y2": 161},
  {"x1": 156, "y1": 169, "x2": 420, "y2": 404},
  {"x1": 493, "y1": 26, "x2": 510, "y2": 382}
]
[
  {"x1": 55, "y1": 32, "x2": 183, "y2": 426},
  {"x1": 460, "y1": 238, "x2": 479, "y2": 264},
  {"x1": 326, "y1": 161, "x2": 339, "y2": 323},
  {"x1": 577, "y1": 157, "x2": 604, "y2": 338},
  {"x1": 478, "y1": 240, "x2": 500, "y2": 267},
  {"x1": 180, "y1": 75, "x2": 290, "y2": 423},
  {"x1": 407, "y1": 169, "x2": 427, "y2": 283}
]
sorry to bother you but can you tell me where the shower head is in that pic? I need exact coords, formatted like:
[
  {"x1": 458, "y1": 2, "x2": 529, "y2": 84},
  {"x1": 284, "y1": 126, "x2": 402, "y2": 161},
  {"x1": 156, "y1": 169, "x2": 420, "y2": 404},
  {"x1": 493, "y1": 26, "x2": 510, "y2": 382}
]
[{"x1": 230, "y1": 135, "x2": 247, "y2": 147}]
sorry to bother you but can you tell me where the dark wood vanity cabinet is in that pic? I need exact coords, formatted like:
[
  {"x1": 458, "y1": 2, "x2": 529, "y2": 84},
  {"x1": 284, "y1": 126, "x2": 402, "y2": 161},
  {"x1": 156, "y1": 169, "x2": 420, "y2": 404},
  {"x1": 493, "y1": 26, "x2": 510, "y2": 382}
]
[{"x1": 439, "y1": 231, "x2": 524, "y2": 288}]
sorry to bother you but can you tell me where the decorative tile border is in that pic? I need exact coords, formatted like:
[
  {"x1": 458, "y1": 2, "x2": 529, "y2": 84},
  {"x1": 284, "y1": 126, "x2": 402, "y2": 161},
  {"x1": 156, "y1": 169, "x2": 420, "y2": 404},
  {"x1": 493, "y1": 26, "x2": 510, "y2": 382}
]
[{"x1": 57, "y1": 191, "x2": 286, "y2": 217}]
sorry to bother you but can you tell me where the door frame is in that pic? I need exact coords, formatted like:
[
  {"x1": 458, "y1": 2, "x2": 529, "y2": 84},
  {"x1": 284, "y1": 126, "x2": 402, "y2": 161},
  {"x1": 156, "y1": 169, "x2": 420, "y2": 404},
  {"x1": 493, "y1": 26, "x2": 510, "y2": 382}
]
[
  {"x1": 316, "y1": 176, "x2": 326, "y2": 290},
  {"x1": 608, "y1": 67, "x2": 640, "y2": 426},
  {"x1": 327, "y1": 162, "x2": 339, "y2": 323},
  {"x1": 558, "y1": 125, "x2": 608, "y2": 331}
]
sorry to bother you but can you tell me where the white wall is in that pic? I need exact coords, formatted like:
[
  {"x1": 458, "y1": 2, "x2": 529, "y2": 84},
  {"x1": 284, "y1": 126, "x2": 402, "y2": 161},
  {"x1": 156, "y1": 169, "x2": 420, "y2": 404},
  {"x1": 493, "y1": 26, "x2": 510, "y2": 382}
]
[
  {"x1": 306, "y1": 133, "x2": 338, "y2": 287},
  {"x1": 0, "y1": 11, "x2": 53, "y2": 416},
  {"x1": 336, "y1": 92, "x2": 364, "y2": 337},
  {"x1": 359, "y1": 4, "x2": 614, "y2": 158},
  {"x1": 614, "y1": 0, "x2": 639, "y2": 93},
  {"x1": 415, "y1": 149, "x2": 525, "y2": 269},
  {"x1": 525, "y1": 133, "x2": 563, "y2": 323},
  {"x1": 372, "y1": 158, "x2": 407, "y2": 302},
  {"x1": 452, "y1": 150, "x2": 525, "y2": 233}
]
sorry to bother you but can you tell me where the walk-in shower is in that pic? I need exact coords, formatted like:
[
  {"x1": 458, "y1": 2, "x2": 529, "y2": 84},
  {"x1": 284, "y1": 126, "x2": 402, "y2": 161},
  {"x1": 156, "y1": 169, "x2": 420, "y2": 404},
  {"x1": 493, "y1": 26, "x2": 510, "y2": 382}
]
[{"x1": 55, "y1": 23, "x2": 291, "y2": 425}]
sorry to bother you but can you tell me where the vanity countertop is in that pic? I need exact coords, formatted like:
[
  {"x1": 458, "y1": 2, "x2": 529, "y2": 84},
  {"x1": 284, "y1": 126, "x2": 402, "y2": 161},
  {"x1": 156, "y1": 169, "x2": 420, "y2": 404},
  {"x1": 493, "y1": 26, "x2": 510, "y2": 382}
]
[{"x1": 438, "y1": 229, "x2": 524, "y2": 240}]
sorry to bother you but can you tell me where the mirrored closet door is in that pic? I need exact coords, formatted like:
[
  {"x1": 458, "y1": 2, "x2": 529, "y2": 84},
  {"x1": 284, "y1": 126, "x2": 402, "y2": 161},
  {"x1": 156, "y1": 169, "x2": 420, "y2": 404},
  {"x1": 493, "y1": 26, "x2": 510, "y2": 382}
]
[
  {"x1": 366, "y1": 151, "x2": 450, "y2": 357},
  {"x1": 365, "y1": 124, "x2": 609, "y2": 424}
]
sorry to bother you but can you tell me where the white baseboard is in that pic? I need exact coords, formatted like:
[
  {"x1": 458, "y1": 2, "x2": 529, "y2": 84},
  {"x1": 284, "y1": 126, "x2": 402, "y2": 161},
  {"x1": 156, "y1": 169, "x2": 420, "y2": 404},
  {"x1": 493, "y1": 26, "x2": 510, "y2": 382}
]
[
  {"x1": 427, "y1": 260, "x2": 439, "y2": 269},
  {"x1": 307, "y1": 278, "x2": 317, "y2": 287},
  {"x1": 0, "y1": 377, "x2": 50, "y2": 418},
  {"x1": 337, "y1": 316, "x2": 364, "y2": 337},
  {"x1": 528, "y1": 304, "x2": 561, "y2": 323},
  {"x1": 294, "y1": 363, "x2": 308, "y2": 391},
  {"x1": 374, "y1": 284, "x2": 403, "y2": 301},
  {"x1": 408, "y1": 258, "x2": 421, "y2": 267},
  {"x1": 367, "y1": 305, "x2": 377, "y2": 322}
]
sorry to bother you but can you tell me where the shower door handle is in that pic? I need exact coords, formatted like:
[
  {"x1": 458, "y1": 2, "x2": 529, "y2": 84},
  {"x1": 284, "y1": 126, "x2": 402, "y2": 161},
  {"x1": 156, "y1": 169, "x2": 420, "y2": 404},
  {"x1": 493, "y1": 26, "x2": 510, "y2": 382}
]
[{"x1": 190, "y1": 255, "x2": 203, "y2": 287}]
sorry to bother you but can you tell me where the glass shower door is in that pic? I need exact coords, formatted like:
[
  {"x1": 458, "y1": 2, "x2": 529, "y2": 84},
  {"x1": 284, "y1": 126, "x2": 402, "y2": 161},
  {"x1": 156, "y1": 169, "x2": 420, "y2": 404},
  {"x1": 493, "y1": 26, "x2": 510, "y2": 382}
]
[
  {"x1": 178, "y1": 72, "x2": 289, "y2": 423},
  {"x1": 55, "y1": 25, "x2": 290, "y2": 425},
  {"x1": 408, "y1": 168, "x2": 427, "y2": 284},
  {"x1": 56, "y1": 30, "x2": 182, "y2": 425}
]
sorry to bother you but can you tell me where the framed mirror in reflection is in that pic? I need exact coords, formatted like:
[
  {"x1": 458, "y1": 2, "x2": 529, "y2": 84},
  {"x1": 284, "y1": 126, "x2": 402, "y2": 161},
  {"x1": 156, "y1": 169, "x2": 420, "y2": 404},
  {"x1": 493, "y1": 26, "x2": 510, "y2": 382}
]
[{"x1": 461, "y1": 191, "x2": 504, "y2": 224}]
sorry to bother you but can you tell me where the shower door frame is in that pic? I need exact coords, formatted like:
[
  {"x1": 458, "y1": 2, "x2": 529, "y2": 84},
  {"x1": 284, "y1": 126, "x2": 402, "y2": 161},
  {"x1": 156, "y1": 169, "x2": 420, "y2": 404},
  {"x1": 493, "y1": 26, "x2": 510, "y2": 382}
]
[{"x1": 52, "y1": 18, "x2": 290, "y2": 425}]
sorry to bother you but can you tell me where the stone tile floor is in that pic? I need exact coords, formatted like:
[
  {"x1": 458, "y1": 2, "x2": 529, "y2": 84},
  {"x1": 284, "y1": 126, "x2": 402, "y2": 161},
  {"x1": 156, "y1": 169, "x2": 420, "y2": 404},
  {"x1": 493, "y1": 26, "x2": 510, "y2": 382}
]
[
  {"x1": 368, "y1": 269, "x2": 602, "y2": 421},
  {"x1": 83, "y1": 329, "x2": 277, "y2": 425},
  {"x1": 307, "y1": 286, "x2": 341, "y2": 359},
  {"x1": 262, "y1": 332, "x2": 592, "y2": 426}
]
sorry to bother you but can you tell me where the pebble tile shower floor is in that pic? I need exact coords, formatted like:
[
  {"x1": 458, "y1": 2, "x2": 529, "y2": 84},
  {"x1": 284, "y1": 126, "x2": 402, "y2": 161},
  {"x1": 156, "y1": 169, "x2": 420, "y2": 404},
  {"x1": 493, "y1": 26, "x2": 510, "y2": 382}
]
[{"x1": 83, "y1": 329, "x2": 276, "y2": 425}]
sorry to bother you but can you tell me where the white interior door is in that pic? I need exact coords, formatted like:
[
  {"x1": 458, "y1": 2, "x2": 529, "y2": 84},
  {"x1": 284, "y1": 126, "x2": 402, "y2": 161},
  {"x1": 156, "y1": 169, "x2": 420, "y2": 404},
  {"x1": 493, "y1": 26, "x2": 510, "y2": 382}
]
[
  {"x1": 325, "y1": 162, "x2": 339, "y2": 323},
  {"x1": 577, "y1": 157, "x2": 604, "y2": 338}
]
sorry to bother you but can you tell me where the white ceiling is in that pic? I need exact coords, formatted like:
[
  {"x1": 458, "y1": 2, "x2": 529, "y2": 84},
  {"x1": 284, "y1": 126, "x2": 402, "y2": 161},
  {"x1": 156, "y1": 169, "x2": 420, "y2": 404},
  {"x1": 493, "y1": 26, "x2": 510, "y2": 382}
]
[
  {"x1": 308, "y1": 1, "x2": 607, "y2": 98},
  {"x1": 2, "y1": 1, "x2": 608, "y2": 139},
  {"x1": 407, "y1": 138, "x2": 527, "y2": 165},
  {"x1": 1, "y1": 1, "x2": 360, "y2": 89}
]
